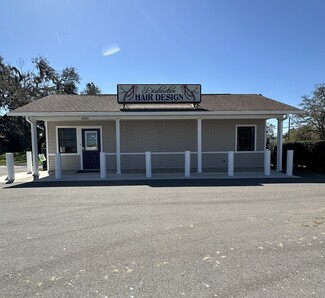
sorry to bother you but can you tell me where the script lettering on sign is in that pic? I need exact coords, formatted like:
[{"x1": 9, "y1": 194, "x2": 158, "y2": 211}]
[{"x1": 117, "y1": 84, "x2": 201, "y2": 104}]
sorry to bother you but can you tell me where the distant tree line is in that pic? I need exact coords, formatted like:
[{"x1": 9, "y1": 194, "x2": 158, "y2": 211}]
[{"x1": 0, "y1": 55, "x2": 101, "y2": 152}]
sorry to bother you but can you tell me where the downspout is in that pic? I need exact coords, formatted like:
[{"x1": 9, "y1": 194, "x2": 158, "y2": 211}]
[{"x1": 25, "y1": 116, "x2": 39, "y2": 177}]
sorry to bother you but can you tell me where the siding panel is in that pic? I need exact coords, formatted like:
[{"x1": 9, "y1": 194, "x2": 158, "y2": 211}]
[
  {"x1": 203, "y1": 119, "x2": 265, "y2": 151},
  {"x1": 48, "y1": 155, "x2": 80, "y2": 171},
  {"x1": 121, "y1": 120, "x2": 197, "y2": 152},
  {"x1": 234, "y1": 153, "x2": 264, "y2": 168},
  {"x1": 202, "y1": 153, "x2": 228, "y2": 171},
  {"x1": 120, "y1": 120, "x2": 196, "y2": 170}
]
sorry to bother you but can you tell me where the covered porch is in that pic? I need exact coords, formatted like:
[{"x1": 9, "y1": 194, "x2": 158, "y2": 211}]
[{"x1": 29, "y1": 116, "x2": 288, "y2": 179}]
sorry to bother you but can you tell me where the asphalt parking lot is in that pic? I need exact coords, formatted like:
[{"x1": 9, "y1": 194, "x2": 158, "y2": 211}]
[{"x1": 1, "y1": 176, "x2": 324, "y2": 297}]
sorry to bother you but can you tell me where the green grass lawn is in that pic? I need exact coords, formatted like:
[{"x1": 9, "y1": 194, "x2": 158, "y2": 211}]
[{"x1": 0, "y1": 152, "x2": 27, "y2": 166}]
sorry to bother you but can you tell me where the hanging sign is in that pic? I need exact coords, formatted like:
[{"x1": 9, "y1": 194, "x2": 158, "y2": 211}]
[{"x1": 117, "y1": 84, "x2": 201, "y2": 104}]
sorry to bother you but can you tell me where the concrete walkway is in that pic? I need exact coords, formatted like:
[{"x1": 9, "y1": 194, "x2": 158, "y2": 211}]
[{"x1": 0, "y1": 166, "x2": 297, "y2": 184}]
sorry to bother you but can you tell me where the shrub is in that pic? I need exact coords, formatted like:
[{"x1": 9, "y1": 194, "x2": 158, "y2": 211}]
[{"x1": 273, "y1": 141, "x2": 325, "y2": 172}]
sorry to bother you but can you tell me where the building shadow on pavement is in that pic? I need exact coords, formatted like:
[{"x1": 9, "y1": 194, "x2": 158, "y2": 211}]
[{"x1": 3, "y1": 173, "x2": 325, "y2": 189}]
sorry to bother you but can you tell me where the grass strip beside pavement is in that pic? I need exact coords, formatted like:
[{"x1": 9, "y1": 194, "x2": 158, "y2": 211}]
[{"x1": 0, "y1": 152, "x2": 26, "y2": 166}]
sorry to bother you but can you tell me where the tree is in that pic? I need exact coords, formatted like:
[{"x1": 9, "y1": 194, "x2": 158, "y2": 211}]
[
  {"x1": 32, "y1": 57, "x2": 80, "y2": 96},
  {"x1": 284, "y1": 125, "x2": 320, "y2": 142},
  {"x1": 0, "y1": 57, "x2": 34, "y2": 151},
  {"x1": 266, "y1": 122, "x2": 276, "y2": 150},
  {"x1": 295, "y1": 84, "x2": 325, "y2": 140},
  {"x1": 1, "y1": 56, "x2": 81, "y2": 111},
  {"x1": 0, "y1": 56, "x2": 34, "y2": 111},
  {"x1": 0, "y1": 55, "x2": 81, "y2": 152},
  {"x1": 81, "y1": 82, "x2": 101, "y2": 95}
]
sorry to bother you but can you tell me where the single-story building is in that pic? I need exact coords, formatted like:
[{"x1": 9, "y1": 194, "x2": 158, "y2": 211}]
[{"x1": 9, "y1": 84, "x2": 302, "y2": 177}]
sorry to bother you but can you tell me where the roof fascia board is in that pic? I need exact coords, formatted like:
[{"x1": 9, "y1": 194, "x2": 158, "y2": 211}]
[
  {"x1": 28, "y1": 114, "x2": 292, "y2": 122},
  {"x1": 8, "y1": 109, "x2": 303, "y2": 118}
]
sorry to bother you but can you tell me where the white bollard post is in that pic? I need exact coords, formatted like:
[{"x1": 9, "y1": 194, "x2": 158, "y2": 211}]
[
  {"x1": 6, "y1": 153, "x2": 15, "y2": 182},
  {"x1": 100, "y1": 152, "x2": 106, "y2": 179},
  {"x1": 286, "y1": 150, "x2": 294, "y2": 176},
  {"x1": 228, "y1": 151, "x2": 234, "y2": 177},
  {"x1": 185, "y1": 151, "x2": 191, "y2": 177},
  {"x1": 264, "y1": 149, "x2": 271, "y2": 176},
  {"x1": 26, "y1": 151, "x2": 33, "y2": 174},
  {"x1": 55, "y1": 153, "x2": 62, "y2": 179},
  {"x1": 145, "y1": 151, "x2": 152, "y2": 178}
]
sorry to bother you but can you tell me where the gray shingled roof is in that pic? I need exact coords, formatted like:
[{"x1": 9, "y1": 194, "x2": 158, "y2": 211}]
[{"x1": 10, "y1": 94, "x2": 301, "y2": 114}]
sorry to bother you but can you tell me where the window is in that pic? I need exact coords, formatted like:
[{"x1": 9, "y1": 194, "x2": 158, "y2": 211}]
[
  {"x1": 58, "y1": 128, "x2": 77, "y2": 153},
  {"x1": 237, "y1": 126, "x2": 255, "y2": 151}
]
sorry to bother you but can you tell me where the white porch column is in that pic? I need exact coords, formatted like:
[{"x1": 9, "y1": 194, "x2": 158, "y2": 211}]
[
  {"x1": 264, "y1": 149, "x2": 271, "y2": 176},
  {"x1": 228, "y1": 151, "x2": 234, "y2": 177},
  {"x1": 55, "y1": 153, "x2": 62, "y2": 179},
  {"x1": 276, "y1": 118, "x2": 284, "y2": 171},
  {"x1": 26, "y1": 151, "x2": 33, "y2": 174},
  {"x1": 100, "y1": 152, "x2": 106, "y2": 179},
  {"x1": 185, "y1": 151, "x2": 191, "y2": 177},
  {"x1": 115, "y1": 119, "x2": 121, "y2": 174},
  {"x1": 6, "y1": 153, "x2": 15, "y2": 182},
  {"x1": 31, "y1": 120, "x2": 39, "y2": 176},
  {"x1": 45, "y1": 120, "x2": 49, "y2": 172},
  {"x1": 286, "y1": 150, "x2": 294, "y2": 176},
  {"x1": 26, "y1": 117, "x2": 39, "y2": 177},
  {"x1": 197, "y1": 118, "x2": 202, "y2": 173},
  {"x1": 145, "y1": 151, "x2": 152, "y2": 178}
]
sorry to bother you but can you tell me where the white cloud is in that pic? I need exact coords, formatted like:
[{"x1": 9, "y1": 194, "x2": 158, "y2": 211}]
[
  {"x1": 103, "y1": 45, "x2": 120, "y2": 56},
  {"x1": 56, "y1": 32, "x2": 62, "y2": 48}
]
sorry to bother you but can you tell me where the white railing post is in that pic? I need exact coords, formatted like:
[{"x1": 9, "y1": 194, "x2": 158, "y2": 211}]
[
  {"x1": 228, "y1": 151, "x2": 234, "y2": 177},
  {"x1": 30, "y1": 120, "x2": 39, "y2": 176},
  {"x1": 6, "y1": 153, "x2": 15, "y2": 182},
  {"x1": 100, "y1": 152, "x2": 106, "y2": 179},
  {"x1": 185, "y1": 151, "x2": 191, "y2": 177},
  {"x1": 286, "y1": 150, "x2": 294, "y2": 176},
  {"x1": 264, "y1": 149, "x2": 271, "y2": 176},
  {"x1": 26, "y1": 151, "x2": 33, "y2": 174},
  {"x1": 197, "y1": 118, "x2": 202, "y2": 173},
  {"x1": 277, "y1": 118, "x2": 284, "y2": 171},
  {"x1": 115, "y1": 119, "x2": 121, "y2": 175},
  {"x1": 145, "y1": 151, "x2": 152, "y2": 178},
  {"x1": 55, "y1": 153, "x2": 62, "y2": 179}
]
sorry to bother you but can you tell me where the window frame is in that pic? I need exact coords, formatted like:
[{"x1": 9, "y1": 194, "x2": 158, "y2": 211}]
[
  {"x1": 55, "y1": 126, "x2": 103, "y2": 157},
  {"x1": 57, "y1": 127, "x2": 78, "y2": 154},
  {"x1": 235, "y1": 125, "x2": 257, "y2": 152}
]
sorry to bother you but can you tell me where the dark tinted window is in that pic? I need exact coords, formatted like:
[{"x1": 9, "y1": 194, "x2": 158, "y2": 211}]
[{"x1": 58, "y1": 128, "x2": 77, "y2": 153}]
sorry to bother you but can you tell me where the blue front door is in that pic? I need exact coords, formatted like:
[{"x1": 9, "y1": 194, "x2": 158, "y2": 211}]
[{"x1": 82, "y1": 129, "x2": 101, "y2": 169}]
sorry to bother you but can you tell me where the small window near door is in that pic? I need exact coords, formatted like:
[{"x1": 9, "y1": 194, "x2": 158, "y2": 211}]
[
  {"x1": 58, "y1": 128, "x2": 77, "y2": 153},
  {"x1": 85, "y1": 131, "x2": 98, "y2": 151},
  {"x1": 237, "y1": 126, "x2": 255, "y2": 151}
]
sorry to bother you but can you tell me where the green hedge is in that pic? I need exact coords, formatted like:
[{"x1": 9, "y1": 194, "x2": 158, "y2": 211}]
[{"x1": 272, "y1": 141, "x2": 325, "y2": 172}]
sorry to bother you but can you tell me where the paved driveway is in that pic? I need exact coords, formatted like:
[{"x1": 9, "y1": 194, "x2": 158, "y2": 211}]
[
  {"x1": 0, "y1": 178, "x2": 324, "y2": 297},
  {"x1": 0, "y1": 165, "x2": 27, "y2": 178}
]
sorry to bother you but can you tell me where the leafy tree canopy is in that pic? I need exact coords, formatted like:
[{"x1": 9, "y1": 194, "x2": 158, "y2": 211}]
[
  {"x1": 266, "y1": 122, "x2": 276, "y2": 150},
  {"x1": 295, "y1": 83, "x2": 325, "y2": 140},
  {"x1": 0, "y1": 55, "x2": 82, "y2": 152},
  {"x1": 0, "y1": 56, "x2": 81, "y2": 112},
  {"x1": 81, "y1": 82, "x2": 101, "y2": 95},
  {"x1": 284, "y1": 125, "x2": 321, "y2": 142}
]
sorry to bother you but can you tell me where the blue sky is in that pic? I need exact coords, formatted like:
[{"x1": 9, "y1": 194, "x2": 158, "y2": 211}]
[{"x1": 1, "y1": 0, "x2": 325, "y2": 108}]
